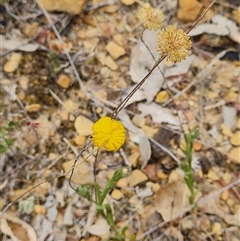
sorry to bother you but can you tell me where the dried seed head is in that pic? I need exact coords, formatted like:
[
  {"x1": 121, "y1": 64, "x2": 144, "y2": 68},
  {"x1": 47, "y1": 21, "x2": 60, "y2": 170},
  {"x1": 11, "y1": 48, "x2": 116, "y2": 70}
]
[
  {"x1": 157, "y1": 25, "x2": 191, "y2": 63},
  {"x1": 137, "y1": 3, "x2": 164, "y2": 30}
]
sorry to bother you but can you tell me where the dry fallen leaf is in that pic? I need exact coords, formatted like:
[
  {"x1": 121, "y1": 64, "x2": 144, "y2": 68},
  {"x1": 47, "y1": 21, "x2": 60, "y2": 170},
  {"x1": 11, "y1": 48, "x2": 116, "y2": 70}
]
[
  {"x1": 154, "y1": 179, "x2": 190, "y2": 221},
  {"x1": 0, "y1": 213, "x2": 38, "y2": 241},
  {"x1": 199, "y1": 196, "x2": 240, "y2": 226},
  {"x1": 87, "y1": 217, "x2": 110, "y2": 236},
  {"x1": 138, "y1": 102, "x2": 180, "y2": 128},
  {"x1": 129, "y1": 30, "x2": 164, "y2": 103},
  {"x1": 1, "y1": 35, "x2": 39, "y2": 52},
  {"x1": 118, "y1": 110, "x2": 152, "y2": 167},
  {"x1": 189, "y1": 15, "x2": 240, "y2": 43}
]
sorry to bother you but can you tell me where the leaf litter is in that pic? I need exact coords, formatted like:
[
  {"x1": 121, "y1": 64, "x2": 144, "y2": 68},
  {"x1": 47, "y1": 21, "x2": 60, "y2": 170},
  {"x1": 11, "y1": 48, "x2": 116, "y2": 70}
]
[{"x1": 0, "y1": 0, "x2": 240, "y2": 241}]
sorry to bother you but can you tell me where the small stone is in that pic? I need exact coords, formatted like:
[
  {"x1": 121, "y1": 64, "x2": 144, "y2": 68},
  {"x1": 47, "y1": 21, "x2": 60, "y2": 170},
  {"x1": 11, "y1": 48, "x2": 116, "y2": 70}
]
[
  {"x1": 34, "y1": 204, "x2": 46, "y2": 214},
  {"x1": 211, "y1": 222, "x2": 222, "y2": 236},
  {"x1": 132, "y1": 114, "x2": 145, "y2": 128},
  {"x1": 73, "y1": 208, "x2": 88, "y2": 218},
  {"x1": 98, "y1": 163, "x2": 107, "y2": 170},
  {"x1": 78, "y1": 27, "x2": 98, "y2": 39},
  {"x1": 18, "y1": 76, "x2": 29, "y2": 90},
  {"x1": 177, "y1": 0, "x2": 203, "y2": 22},
  {"x1": 103, "y1": 5, "x2": 118, "y2": 13},
  {"x1": 24, "y1": 22, "x2": 39, "y2": 37},
  {"x1": 105, "y1": 56, "x2": 118, "y2": 70},
  {"x1": 87, "y1": 236, "x2": 101, "y2": 241},
  {"x1": 0, "y1": 198, "x2": 6, "y2": 211},
  {"x1": 113, "y1": 34, "x2": 124, "y2": 46},
  {"x1": 193, "y1": 141, "x2": 202, "y2": 151},
  {"x1": 181, "y1": 219, "x2": 194, "y2": 230},
  {"x1": 57, "y1": 74, "x2": 71, "y2": 89},
  {"x1": 121, "y1": 0, "x2": 136, "y2": 5},
  {"x1": 107, "y1": 169, "x2": 115, "y2": 180},
  {"x1": 208, "y1": 91, "x2": 218, "y2": 99},
  {"x1": 4, "y1": 52, "x2": 22, "y2": 72},
  {"x1": 129, "y1": 169, "x2": 148, "y2": 187},
  {"x1": 111, "y1": 189, "x2": 123, "y2": 200},
  {"x1": 59, "y1": 110, "x2": 68, "y2": 121},
  {"x1": 151, "y1": 183, "x2": 160, "y2": 193},
  {"x1": 49, "y1": 153, "x2": 57, "y2": 161},
  {"x1": 74, "y1": 115, "x2": 93, "y2": 136},
  {"x1": 116, "y1": 177, "x2": 128, "y2": 188},
  {"x1": 199, "y1": 215, "x2": 211, "y2": 231},
  {"x1": 220, "y1": 190, "x2": 229, "y2": 201},
  {"x1": 207, "y1": 169, "x2": 220, "y2": 181},
  {"x1": 185, "y1": 110, "x2": 194, "y2": 122},
  {"x1": 155, "y1": 91, "x2": 169, "y2": 103},
  {"x1": 233, "y1": 8, "x2": 240, "y2": 25},
  {"x1": 230, "y1": 131, "x2": 240, "y2": 146},
  {"x1": 63, "y1": 159, "x2": 93, "y2": 184},
  {"x1": 225, "y1": 91, "x2": 238, "y2": 102},
  {"x1": 26, "y1": 104, "x2": 41, "y2": 112},
  {"x1": 222, "y1": 172, "x2": 232, "y2": 184},
  {"x1": 157, "y1": 170, "x2": 168, "y2": 180},
  {"x1": 87, "y1": 218, "x2": 110, "y2": 236},
  {"x1": 106, "y1": 41, "x2": 126, "y2": 60},
  {"x1": 129, "y1": 152, "x2": 140, "y2": 167},
  {"x1": 226, "y1": 198, "x2": 234, "y2": 206},
  {"x1": 221, "y1": 123, "x2": 233, "y2": 137},
  {"x1": 99, "y1": 22, "x2": 115, "y2": 37},
  {"x1": 17, "y1": 91, "x2": 25, "y2": 101},
  {"x1": 168, "y1": 169, "x2": 184, "y2": 183},
  {"x1": 229, "y1": 147, "x2": 240, "y2": 164},
  {"x1": 237, "y1": 118, "x2": 240, "y2": 129},
  {"x1": 35, "y1": 181, "x2": 51, "y2": 196},
  {"x1": 97, "y1": 52, "x2": 106, "y2": 65},
  {"x1": 75, "y1": 135, "x2": 86, "y2": 147},
  {"x1": 39, "y1": 0, "x2": 86, "y2": 14}
]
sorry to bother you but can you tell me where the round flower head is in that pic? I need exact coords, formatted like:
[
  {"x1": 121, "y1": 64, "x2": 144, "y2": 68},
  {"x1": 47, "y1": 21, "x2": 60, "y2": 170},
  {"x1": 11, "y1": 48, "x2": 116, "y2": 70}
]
[
  {"x1": 137, "y1": 3, "x2": 164, "y2": 30},
  {"x1": 92, "y1": 116, "x2": 126, "y2": 151},
  {"x1": 157, "y1": 25, "x2": 191, "y2": 63}
]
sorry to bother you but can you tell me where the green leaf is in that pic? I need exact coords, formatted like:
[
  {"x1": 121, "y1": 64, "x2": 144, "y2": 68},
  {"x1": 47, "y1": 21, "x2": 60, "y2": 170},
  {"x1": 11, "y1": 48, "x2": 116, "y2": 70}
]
[
  {"x1": 101, "y1": 170, "x2": 126, "y2": 203},
  {"x1": 8, "y1": 121, "x2": 16, "y2": 129},
  {"x1": 76, "y1": 184, "x2": 92, "y2": 201},
  {"x1": 5, "y1": 138, "x2": 14, "y2": 147},
  {"x1": 0, "y1": 144, "x2": 7, "y2": 153},
  {"x1": 94, "y1": 183, "x2": 102, "y2": 204}
]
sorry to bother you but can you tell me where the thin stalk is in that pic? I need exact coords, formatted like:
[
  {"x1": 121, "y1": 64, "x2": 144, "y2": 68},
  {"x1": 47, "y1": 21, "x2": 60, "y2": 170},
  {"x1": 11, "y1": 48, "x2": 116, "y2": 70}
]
[{"x1": 111, "y1": 56, "x2": 166, "y2": 118}]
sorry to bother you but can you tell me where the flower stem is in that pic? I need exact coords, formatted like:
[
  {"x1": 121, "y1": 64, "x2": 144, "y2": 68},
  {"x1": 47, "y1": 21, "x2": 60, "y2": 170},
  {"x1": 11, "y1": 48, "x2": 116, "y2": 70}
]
[{"x1": 111, "y1": 56, "x2": 166, "y2": 119}]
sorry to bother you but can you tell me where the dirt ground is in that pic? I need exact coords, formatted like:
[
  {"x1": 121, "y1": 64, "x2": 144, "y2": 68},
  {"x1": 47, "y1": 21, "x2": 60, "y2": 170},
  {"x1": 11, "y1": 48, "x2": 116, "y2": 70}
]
[{"x1": 0, "y1": 0, "x2": 240, "y2": 241}]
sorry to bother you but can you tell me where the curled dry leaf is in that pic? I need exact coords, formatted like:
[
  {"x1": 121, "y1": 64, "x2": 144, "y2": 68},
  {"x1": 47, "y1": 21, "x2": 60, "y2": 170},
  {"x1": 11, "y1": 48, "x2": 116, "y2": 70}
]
[
  {"x1": 87, "y1": 218, "x2": 110, "y2": 236},
  {"x1": 1, "y1": 35, "x2": 39, "y2": 52},
  {"x1": 118, "y1": 110, "x2": 152, "y2": 167},
  {"x1": 0, "y1": 213, "x2": 38, "y2": 241},
  {"x1": 198, "y1": 196, "x2": 240, "y2": 226},
  {"x1": 154, "y1": 179, "x2": 190, "y2": 221},
  {"x1": 129, "y1": 30, "x2": 164, "y2": 103},
  {"x1": 188, "y1": 15, "x2": 240, "y2": 44}
]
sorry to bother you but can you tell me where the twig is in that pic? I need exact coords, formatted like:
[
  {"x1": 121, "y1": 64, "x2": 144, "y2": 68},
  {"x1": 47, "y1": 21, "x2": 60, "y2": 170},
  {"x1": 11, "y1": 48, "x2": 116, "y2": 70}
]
[
  {"x1": 149, "y1": 138, "x2": 181, "y2": 165},
  {"x1": 111, "y1": 56, "x2": 166, "y2": 118},
  {"x1": 186, "y1": 0, "x2": 218, "y2": 34}
]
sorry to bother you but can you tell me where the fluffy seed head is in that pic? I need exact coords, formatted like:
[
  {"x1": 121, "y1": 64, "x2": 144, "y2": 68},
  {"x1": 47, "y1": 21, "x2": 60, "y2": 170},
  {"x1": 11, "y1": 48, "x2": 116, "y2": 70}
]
[
  {"x1": 137, "y1": 3, "x2": 164, "y2": 30},
  {"x1": 157, "y1": 25, "x2": 191, "y2": 63},
  {"x1": 92, "y1": 117, "x2": 126, "y2": 151}
]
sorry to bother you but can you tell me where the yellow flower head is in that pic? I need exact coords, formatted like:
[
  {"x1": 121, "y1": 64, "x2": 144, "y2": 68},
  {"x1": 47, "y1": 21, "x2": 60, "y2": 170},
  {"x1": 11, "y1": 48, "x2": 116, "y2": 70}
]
[
  {"x1": 157, "y1": 25, "x2": 191, "y2": 63},
  {"x1": 92, "y1": 116, "x2": 126, "y2": 151},
  {"x1": 137, "y1": 3, "x2": 164, "y2": 30}
]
